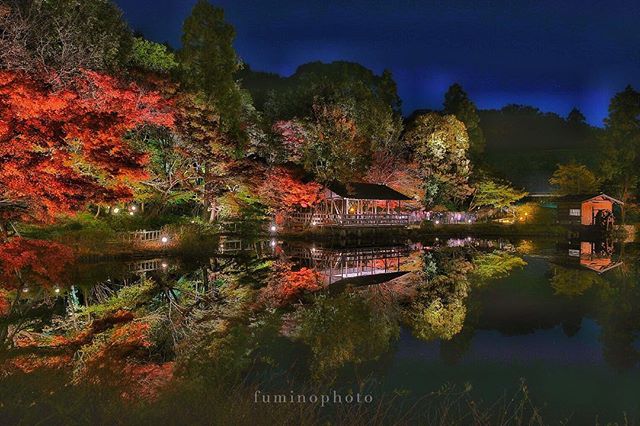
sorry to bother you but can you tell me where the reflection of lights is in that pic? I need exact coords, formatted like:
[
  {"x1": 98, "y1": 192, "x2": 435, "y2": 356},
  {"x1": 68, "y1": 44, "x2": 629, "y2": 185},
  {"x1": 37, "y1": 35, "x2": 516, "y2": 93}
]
[
  {"x1": 113, "y1": 207, "x2": 120, "y2": 214},
  {"x1": 161, "y1": 236, "x2": 169, "y2": 244}
]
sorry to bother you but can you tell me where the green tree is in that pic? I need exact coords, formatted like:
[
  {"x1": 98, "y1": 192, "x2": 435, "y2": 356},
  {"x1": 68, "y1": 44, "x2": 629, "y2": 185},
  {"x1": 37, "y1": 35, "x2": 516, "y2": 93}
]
[
  {"x1": 443, "y1": 83, "x2": 485, "y2": 161},
  {"x1": 549, "y1": 162, "x2": 600, "y2": 195},
  {"x1": 600, "y1": 86, "x2": 640, "y2": 214},
  {"x1": 403, "y1": 113, "x2": 473, "y2": 208},
  {"x1": 179, "y1": 0, "x2": 244, "y2": 139},
  {"x1": 129, "y1": 37, "x2": 178, "y2": 74},
  {"x1": 470, "y1": 179, "x2": 527, "y2": 212}
]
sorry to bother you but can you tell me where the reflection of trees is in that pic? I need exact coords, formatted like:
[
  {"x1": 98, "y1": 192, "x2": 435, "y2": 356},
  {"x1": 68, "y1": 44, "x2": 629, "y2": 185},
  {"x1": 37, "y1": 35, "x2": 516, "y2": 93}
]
[
  {"x1": 550, "y1": 266, "x2": 605, "y2": 297},
  {"x1": 293, "y1": 294, "x2": 399, "y2": 380},
  {"x1": 471, "y1": 251, "x2": 527, "y2": 282},
  {"x1": 407, "y1": 250, "x2": 472, "y2": 342}
]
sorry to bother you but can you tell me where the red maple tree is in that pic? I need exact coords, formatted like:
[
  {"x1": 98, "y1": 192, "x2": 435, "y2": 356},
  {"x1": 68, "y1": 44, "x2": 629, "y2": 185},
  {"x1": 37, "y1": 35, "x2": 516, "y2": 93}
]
[
  {"x1": 258, "y1": 166, "x2": 324, "y2": 213},
  {"x1": 0, "y1": 237, "x2": 74, "y2": 290},
  {"x1": 0, "y1": 70, "x2": 174, "y2": 227}
]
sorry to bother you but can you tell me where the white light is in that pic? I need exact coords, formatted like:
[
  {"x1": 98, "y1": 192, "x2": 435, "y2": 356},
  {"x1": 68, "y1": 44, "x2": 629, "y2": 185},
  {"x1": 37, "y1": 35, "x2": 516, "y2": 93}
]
[
  {"x1": 129, "y1": 211, "x2": 134, "y2": 216},
  {"x1": 270, "y1": 239, "x2": 277, "y2": 247},
  {"x1": 113, "y1": 207, "x2": 120, "y2": 214},
  {"x1": 22, "y1": 287, "x2": 29, "y2": 293},
  {"x1": 54, "y1": 288, "x2": 60, "y2": 293},
  {"x1": 435, "y1": 220, "x2": 440, "y2": 225},
  {"x1": 468, "y1": 219, "x2": 472, "y2": 223},
  {"x1": 270, "y1": 225, "x2": 277, "y2": 232},
  {"x1": 130, "y1": 205, "x2": 137, "y2": 211},
  {"x1": 161, "y1": 262, "x2": 168, "y2": 268},
  {"x1": 161, "y1": 236, "x2": 169, "y2": 244}
]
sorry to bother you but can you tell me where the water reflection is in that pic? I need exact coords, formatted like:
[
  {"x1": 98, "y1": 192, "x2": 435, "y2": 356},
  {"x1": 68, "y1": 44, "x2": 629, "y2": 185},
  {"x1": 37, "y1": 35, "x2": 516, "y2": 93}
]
[{"x1": 1, "y1": 236, "x2": 639, "y2": 423}]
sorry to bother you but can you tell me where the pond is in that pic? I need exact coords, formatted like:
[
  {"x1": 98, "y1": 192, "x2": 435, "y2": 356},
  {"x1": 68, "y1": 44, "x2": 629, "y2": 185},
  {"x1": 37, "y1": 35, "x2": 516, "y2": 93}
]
[{"x1": 1, "y1": 235, "x2": 639, "y2": 425}]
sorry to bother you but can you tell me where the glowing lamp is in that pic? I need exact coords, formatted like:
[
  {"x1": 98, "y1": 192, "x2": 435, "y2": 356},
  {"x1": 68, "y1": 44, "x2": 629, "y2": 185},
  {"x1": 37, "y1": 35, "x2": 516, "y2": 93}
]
[
  {"x1": 113, "y1": 207, "x2": 120, "y2": 214},
  {"x1": 161, "y1": 236, "x2": 169, "y2": 244},
  {"x1": 270, "y1": 225, "x2": 277, "y2": 232},
  {"x1": 130, "y1": 205, "x2": 137, "y2": 211},
  {"x1": 129, "y1": 211, "x2": 134, "y2": 216},
  {"x1": 435, "y1": 220, "x2": 440, "y2": 225}
]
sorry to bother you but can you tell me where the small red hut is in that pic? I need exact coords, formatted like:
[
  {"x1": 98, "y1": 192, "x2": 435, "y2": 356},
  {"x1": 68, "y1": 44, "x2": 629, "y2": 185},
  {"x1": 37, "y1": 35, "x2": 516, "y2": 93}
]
[{"x1": 555, "y1": 193, "x2": 623, "y2": 231}]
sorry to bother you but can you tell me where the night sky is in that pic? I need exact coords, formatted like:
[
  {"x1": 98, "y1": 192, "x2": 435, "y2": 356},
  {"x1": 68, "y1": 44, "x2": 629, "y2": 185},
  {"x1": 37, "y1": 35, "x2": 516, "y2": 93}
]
[{"x1": 114, "y1": 0, "x2": 640, "y2": 126}]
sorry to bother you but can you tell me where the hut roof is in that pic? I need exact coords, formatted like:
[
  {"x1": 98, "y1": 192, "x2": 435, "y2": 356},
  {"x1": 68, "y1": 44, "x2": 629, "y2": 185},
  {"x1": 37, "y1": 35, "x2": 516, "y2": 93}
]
[
  {"x1": 327, "y1": 182, "x2": 412, "y2": 201},
  {"x1": 553, "y1": 193, "x2": 624, "y2": 205}
]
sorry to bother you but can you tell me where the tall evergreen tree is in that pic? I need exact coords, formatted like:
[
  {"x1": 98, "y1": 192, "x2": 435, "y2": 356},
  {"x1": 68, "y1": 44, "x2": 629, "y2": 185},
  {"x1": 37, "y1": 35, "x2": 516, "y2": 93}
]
[
  {"x1": 179, "y1": 0, "x2": 244, "y2": 140},
  {"x1": 600, "y1": 85, "x2": 640, "y2": 219},
  {"x1": 443, "y1": 83, "x2": 485, "y2": 161},
  {"x1": 567, "y1": 107, "x2": 587, "y2": 127}
]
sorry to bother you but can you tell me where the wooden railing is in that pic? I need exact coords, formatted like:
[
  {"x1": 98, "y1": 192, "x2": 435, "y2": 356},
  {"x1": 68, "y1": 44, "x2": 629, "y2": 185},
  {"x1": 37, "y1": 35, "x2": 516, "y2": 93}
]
[
  {"x1": 286, "y1": 212, "x2": 420, "y2": 228},
  {"x1": 121, "y1": 229, "x2": 166, "y2": 243}
]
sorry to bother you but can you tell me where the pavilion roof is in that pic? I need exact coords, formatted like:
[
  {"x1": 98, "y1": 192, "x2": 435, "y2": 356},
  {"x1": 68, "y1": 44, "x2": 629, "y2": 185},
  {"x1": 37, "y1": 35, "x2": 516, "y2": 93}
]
[{"x1": 327, "y1": 182, "x2": 412, "y2": 201}]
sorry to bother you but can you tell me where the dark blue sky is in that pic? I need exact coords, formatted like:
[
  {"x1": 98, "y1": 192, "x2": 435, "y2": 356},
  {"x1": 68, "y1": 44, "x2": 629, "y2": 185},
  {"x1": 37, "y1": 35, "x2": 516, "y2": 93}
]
[{"x1": 114, "y1": 0, "x2": 640, "y2": 126}]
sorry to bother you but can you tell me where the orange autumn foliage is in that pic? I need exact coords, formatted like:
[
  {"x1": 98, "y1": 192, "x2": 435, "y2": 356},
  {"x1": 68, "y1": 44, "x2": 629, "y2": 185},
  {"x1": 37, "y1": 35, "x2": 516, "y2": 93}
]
[
  {"x1": 0, "y1": 70, "x2": 174, "y2": 222},
  {"x1": 0, "y1": 289, "x2": 9, "y2": 316},
  {"x1": 0, "y1": 238, "x2": 74, "y2": 290},
  {"x1": 259, "y1": 167, "x2": 324, "y2": 212},
  {"x1": 260, "y1": 263, "x2": 324, "y2": 307}
]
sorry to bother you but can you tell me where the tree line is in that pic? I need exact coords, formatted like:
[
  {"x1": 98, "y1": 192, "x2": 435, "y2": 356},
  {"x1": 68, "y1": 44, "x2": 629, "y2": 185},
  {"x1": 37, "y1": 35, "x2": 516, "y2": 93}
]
[{"x1": 1, "y1": 0, "x2": 639, "y2": 234}]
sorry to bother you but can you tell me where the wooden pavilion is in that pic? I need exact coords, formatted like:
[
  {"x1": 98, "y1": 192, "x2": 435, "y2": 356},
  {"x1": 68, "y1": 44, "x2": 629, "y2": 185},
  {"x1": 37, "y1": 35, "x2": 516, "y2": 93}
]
[{"x1": 286, "y1": 182, "x2": 418, "y2": 228}]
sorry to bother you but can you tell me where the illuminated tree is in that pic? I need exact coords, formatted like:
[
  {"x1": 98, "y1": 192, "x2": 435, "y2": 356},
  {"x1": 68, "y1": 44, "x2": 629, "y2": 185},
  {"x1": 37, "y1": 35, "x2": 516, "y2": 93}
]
[
  {"x1": 129, "y1": 37, "x2": 178, "y2": 74},
  {"x1": 0, "y1": 70, "x2": 173, "y2": 231},
  {"x1": 304, "y1": 102, "x2": 370, "y2": 183},
  {"x1": 403, "y1": 113, "x2": 473, "y2": 208},
  {"x1": 174, "y1": 93, "x2": 235, "y2": 222},
  {"x1": 257, "y1": 167, "x2": 324, "y2": 213},
  {"x1": 549, "y1": 162, "x2": 600, "y2": 195},
  {"x1": 470, "y1": 179, "x2": 528, "y2": 214},
  {"x1": 0, "y1": 238, "x2": 75, "y2": 289}
]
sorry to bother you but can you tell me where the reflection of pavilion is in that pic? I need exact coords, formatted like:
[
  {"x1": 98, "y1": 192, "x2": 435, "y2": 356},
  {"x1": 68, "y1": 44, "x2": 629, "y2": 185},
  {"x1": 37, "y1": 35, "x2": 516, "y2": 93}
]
[
  {"x1": 557, "y1": 240, "x2": 622, "y2": 274},
  {"x1": 287, "y1": 244, "x2": 411, "y2": 285}
]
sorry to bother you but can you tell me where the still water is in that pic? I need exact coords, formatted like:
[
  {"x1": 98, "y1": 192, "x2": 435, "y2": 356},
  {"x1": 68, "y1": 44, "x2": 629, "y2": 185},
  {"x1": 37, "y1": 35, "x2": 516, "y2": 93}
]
[{"x1": 1, "y1": 235, "x2": 639, "y2": 424}]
